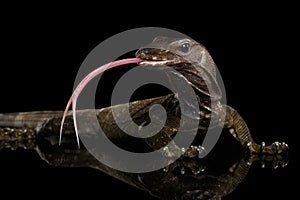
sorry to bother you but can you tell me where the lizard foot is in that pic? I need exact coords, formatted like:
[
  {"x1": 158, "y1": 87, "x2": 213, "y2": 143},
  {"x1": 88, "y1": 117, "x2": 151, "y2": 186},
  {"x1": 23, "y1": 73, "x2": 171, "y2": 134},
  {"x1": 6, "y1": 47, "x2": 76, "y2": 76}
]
[
  {"x1": 162, "y1": 145, "x2": 206, "y2": 158},
  {"x1": 247, "y1": 141, "x2": 289, "y2": 155}
]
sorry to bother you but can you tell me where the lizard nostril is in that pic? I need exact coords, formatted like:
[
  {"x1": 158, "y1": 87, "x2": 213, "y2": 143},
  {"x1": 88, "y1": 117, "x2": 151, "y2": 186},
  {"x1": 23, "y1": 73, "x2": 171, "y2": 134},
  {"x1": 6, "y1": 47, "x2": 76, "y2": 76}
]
[
  {"x1": 136, "y1": 49, "x2": 153, "y2": 59},
  {"x1": 135, "y1": 50, "x2": 144, "y2": 58}
]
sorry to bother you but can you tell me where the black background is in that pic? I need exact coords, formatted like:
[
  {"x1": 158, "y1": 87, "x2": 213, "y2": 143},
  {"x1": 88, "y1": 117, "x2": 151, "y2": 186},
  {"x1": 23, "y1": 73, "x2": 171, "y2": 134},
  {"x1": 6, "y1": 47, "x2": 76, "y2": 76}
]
[{"x1": 0, "y1": 3, "x2": 298, "y2": 200}]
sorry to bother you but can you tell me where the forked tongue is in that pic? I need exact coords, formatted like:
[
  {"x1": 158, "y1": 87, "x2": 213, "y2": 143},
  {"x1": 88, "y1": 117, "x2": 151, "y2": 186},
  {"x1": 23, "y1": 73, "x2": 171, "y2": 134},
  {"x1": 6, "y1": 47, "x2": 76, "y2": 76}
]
[{"x1": 59, "y1": 58, "x2": 143, "y2": 148}]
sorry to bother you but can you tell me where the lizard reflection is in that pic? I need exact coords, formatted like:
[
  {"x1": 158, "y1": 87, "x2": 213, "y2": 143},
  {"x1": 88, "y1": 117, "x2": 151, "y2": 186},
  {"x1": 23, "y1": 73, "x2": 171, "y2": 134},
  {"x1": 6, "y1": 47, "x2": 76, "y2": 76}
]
[{"x1": 0, "y1": 131, "x2": 288, "y2": 200}]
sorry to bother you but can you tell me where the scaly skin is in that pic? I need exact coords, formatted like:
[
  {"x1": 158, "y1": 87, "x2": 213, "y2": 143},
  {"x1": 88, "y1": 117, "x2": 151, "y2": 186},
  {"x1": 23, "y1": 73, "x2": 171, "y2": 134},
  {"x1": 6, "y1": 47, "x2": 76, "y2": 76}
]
[
  {"x1": 136, "y1": 36, "x2": 288, "y2": 155},
  {"x1": 0, "y1": 37, "x2": 288, "y2": 157}
]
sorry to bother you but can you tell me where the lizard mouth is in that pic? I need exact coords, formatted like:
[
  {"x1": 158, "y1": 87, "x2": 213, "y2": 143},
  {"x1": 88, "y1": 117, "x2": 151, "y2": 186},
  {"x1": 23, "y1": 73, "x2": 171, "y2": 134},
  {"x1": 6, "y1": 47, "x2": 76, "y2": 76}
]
[
  {"x1": 139, "y1": 59, "x2": 178, "y2": 66},
  {"x1": 136, "y1": 48, "x2": 186, "y2": 66}
]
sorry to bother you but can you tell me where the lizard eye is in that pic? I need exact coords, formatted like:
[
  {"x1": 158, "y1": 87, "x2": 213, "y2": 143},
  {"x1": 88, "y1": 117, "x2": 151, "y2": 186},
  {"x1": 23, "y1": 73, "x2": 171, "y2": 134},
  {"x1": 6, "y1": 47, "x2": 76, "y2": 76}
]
[{"x1": 178, "y1": 42, "x2": 191, "y2": 53}]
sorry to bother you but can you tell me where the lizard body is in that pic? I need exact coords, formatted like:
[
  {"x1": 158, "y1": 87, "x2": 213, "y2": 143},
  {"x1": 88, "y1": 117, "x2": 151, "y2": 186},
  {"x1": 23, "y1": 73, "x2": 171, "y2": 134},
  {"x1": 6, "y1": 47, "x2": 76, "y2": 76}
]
[
  {"x1": 0, "y1": 37, "x2": 288, "y2": 156},
  {"x1": 135, "y1": 36, "x2": 288, "y2": 154}
]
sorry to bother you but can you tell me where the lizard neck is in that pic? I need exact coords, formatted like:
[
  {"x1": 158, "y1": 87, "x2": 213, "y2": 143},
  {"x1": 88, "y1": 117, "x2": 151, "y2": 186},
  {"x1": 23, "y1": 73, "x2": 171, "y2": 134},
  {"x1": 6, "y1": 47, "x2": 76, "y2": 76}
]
[{"x1": 172, "y1": 63, "x2": 222, "y2": 102}]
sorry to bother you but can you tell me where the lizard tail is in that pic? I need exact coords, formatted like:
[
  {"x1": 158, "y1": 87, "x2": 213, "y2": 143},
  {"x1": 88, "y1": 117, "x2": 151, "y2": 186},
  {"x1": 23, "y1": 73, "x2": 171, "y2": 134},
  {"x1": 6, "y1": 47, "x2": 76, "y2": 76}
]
[
  {"x1": 0, "y1": 111, "x2": 62, "y2": 148},
  {"x1": 0, "y1": 111, "x2": 63, "y2": 130}
]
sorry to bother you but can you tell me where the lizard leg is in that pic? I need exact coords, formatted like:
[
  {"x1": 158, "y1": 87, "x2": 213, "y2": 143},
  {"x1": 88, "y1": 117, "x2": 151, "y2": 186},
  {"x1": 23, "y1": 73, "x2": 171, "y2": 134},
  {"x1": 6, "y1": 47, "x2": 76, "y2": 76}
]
[
  {"x1": 144, "y1": 127, "x2": 184, "y2": 158},
  {"x1": 224, "y1": 105, "x2": 288, "y2": 154}
]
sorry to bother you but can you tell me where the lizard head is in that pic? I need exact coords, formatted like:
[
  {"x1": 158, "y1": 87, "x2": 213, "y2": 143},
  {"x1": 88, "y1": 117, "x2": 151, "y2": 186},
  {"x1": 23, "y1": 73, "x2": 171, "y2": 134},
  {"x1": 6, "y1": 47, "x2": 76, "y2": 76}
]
[
  {"x1": 136, "y1": 36, "x2": 222, "y2": 100},
  {"x1": 136, "y1": 36, "x2": 216, "y2": 77}
]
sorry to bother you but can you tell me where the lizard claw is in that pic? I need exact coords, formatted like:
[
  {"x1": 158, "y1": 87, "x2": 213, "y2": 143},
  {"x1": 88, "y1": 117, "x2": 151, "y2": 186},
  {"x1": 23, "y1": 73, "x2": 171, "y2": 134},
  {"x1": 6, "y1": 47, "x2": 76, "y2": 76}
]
[{"x1": 260, "y1": 141, "x2": 265, "y2": 153}]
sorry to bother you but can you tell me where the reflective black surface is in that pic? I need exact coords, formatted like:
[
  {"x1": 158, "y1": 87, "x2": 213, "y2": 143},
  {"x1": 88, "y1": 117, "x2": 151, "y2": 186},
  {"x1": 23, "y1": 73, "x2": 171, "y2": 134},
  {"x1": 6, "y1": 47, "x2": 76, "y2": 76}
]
[{"x1": 0, "y1": 127, "x2": 293, "y2": 200}]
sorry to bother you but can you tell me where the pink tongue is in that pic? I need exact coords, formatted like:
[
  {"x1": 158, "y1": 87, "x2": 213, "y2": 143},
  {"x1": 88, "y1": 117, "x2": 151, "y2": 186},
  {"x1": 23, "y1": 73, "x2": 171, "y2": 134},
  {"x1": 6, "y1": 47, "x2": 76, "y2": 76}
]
[{"x1": 59, "y1": 58, "x2": 143, "y2": 147}]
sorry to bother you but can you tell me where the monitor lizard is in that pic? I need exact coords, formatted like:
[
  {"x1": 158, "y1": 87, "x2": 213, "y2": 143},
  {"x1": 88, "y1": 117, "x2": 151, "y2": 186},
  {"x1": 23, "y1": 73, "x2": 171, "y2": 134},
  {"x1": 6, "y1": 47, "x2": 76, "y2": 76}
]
[{"x1": 0, "y1": 36, "x2": 288, "y2": 157}]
